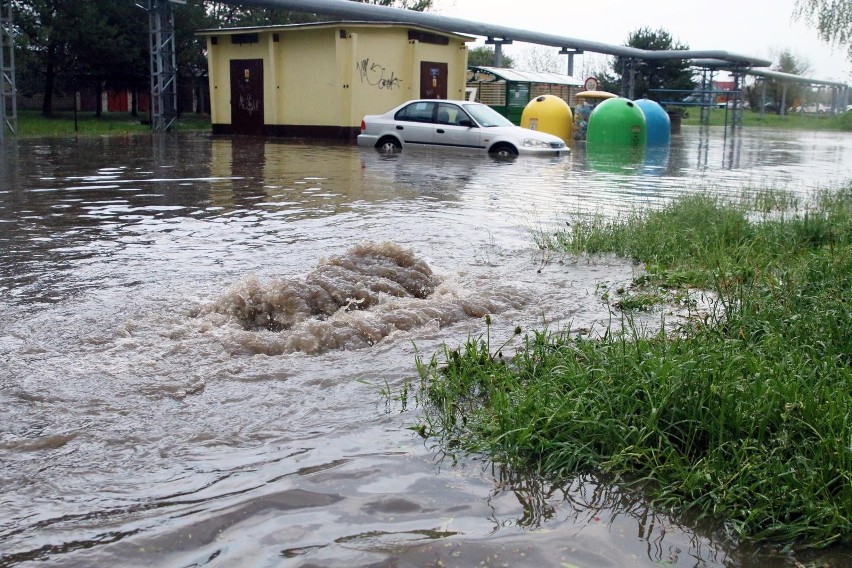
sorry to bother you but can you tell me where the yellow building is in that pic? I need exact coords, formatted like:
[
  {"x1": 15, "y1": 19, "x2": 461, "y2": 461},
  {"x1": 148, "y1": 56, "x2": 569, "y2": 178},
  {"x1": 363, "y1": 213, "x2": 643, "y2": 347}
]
[{"x1": 198, "y1": 22, "x2": 473, "y2": 139}]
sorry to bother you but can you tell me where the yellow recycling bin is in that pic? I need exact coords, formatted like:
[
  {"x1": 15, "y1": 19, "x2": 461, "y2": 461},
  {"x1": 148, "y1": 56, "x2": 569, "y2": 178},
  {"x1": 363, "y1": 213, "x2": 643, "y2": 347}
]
[{"x1": 521, "y1": 95, "x2": 573, "y2": 146}]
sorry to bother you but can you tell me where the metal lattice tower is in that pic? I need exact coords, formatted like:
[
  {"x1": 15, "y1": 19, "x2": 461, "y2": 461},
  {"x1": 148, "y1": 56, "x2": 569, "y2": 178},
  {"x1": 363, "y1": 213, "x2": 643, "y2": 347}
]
[
  {"x1": 149, "y1": 0, "x2": 179, "y2": 131},
  {"x1": 0, "y1": 0, "x2": 17, "y2": 140}
]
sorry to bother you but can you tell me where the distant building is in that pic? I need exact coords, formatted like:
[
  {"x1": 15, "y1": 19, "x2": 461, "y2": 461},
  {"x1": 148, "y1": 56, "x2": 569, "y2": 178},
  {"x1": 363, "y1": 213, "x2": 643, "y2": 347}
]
[
  {"x1": 19, "y1": 83, "x2": 206, "y2": 117},
  {"x1": 197, "y1": 21, "x2": 473, "y2": 139},
  {"x1": 713, "y1": 79, "x2": 735, "y2": 92}
]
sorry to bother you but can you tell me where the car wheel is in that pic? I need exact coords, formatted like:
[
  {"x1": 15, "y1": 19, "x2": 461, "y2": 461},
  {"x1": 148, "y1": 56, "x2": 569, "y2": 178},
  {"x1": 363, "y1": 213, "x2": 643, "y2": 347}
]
[
  {"x1": 489, "y1": 143, "x2": 518, "y2": 160},
  {"x1": 376, "y1": 137, "x2": 401, "y2": 153}
]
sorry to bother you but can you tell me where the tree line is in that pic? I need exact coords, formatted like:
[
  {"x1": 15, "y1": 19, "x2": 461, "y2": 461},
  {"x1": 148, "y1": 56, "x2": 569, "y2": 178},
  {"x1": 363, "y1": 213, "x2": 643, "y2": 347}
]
[
  {"x1": 12, "y1": 0, "x2": 432, "y2": 117},
  {"x1": 12, "y1": 0, "x2": 846, "y2": 118}
]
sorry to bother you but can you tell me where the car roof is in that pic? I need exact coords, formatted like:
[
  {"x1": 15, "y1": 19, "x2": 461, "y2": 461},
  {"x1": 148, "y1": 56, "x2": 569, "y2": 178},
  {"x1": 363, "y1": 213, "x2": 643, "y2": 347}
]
[{"x1": 402, "y1": 99, "x2": 480, "y2": 105}]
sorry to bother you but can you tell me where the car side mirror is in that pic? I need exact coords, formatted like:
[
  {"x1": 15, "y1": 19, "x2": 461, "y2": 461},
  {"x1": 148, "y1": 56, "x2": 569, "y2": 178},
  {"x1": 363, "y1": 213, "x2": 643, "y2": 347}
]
[{"x1": 458, "y1": 119, "x2": 474, "y2": 128}]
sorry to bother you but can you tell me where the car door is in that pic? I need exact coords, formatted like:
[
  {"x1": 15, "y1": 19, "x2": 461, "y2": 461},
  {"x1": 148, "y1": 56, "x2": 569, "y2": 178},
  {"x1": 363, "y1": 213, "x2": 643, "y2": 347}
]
[
  {"x1": 433, "y1": 103, "x2": 484, "y2": 151},
  {"x1": 392, "y1": 101, "x2": 436, "y2": 148}
]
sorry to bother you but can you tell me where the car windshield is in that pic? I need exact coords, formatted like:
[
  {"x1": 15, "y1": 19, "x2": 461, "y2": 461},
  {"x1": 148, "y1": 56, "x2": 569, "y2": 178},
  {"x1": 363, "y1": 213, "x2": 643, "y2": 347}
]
[{"x1": 462, "y1": 104, "x2": 514, "y2": 128}]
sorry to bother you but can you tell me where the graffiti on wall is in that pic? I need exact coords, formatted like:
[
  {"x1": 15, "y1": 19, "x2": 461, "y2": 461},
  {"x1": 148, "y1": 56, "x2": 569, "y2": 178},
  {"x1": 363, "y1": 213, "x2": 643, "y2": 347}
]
[
  {"x1": 238, "y1": 92, "x2": 261, "y2": 115},
  {"x1": 356, "y1": 58, "x2": 403, "y2": 90}
]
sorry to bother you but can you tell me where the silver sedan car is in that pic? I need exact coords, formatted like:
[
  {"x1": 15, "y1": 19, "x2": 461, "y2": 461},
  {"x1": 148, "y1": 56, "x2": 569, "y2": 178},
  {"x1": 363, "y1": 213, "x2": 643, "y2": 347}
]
[{"x1": 357, "y1": 99, "x2": 568, "y2": 158}]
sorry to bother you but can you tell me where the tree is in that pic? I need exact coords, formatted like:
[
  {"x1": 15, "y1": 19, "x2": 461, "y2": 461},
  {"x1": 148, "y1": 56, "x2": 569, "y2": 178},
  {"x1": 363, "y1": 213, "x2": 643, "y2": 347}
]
[
  {"x1": 13, "y1": 0, "x2": 147, "y2": 117},
  {"x1": 203, "y1": 1, "x2": 313, "y2": 27},
  {"x1": 795, "y1": 0, "x2": 852, "y2": 60},
  {"x1": 87, "y1": 1, "x2": 149, "y2": 117},
  {"x1": 773, "y1": 49, "x2": 811, "y2": 109},
  {"x1": 776, "y1": 49, "x2": 812, "y2": 76},
  {"x1": 610, "y1": 27, "x2": 695, "y2": 99},
  {"x1": 579, "y1": 53, "x2": 620, "y2": 93},
  {"x1": 350, "y1": 0, "x2": 432, "y2": 9},
  {"x1": 516, "y1": 45, "x2": 560, "y2": 73},
  {"x1": 467, "y1": 46, "x2": 515, "y2": 68},
  {"x1": 595, "y1": 70, "x2": 621, "y2": 95},
  {"x1": 750, "y1": 49, "x2": 813, "y2": 113}
]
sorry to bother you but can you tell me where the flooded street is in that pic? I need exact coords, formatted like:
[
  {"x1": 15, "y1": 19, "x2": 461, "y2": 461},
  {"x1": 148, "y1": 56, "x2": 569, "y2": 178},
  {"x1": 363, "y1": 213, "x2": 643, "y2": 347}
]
[{"x1": 1, "y1": 126, "x2": 851, "y2": 568}]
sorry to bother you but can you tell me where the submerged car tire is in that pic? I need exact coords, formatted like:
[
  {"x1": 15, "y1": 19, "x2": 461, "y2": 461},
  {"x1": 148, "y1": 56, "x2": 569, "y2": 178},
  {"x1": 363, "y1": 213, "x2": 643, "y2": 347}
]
[
  {"x1": 489, "y1": 143, "x2": 518, "y2": 160},
  {"x1": 376, "y1": 137, "x2": 402, "y2": 153}
]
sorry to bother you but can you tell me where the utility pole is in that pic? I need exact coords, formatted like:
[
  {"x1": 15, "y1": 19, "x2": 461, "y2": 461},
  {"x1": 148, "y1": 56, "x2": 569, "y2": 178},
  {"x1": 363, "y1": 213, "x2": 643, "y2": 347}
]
[
  {"x1": 485, "y1": 37, "x2": 512, "y2": 68},
  {"x1": 0, "y1": 0, "x2": 17, "y2": 141},
  {"x1": 559, "y1": 47, "x2": 582, "y2": 77},
  {"x1": 620, "y1": 58, "x2": 636, "y2": 99},
  {"x1": 699, "y1": 67, "x2": 712, "y2": 125},
  {"x1": 149, "y1": 0, "x2": 181, "y2": 131}
]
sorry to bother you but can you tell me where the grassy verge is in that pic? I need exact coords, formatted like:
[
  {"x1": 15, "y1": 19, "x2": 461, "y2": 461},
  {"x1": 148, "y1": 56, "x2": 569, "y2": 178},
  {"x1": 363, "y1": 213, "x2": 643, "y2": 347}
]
[
  {"x1": 681, "y1": 108, "x2": 852, "y2": 131},
  {"x1": 407, "y1": 187, "x2": 852, "y2": 549},
  {"x1": 12, "y1": 110, "x2": 211, "y2": 137}
]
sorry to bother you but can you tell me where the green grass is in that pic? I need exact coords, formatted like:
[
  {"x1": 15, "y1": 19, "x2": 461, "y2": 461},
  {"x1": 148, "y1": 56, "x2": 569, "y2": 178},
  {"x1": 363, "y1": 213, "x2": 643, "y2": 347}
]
[
  {"x1": 681, "y1": 108, "x2": 852, "y2": 131},
  {"x1": 406, "y1": 186, "x2": 852, "y2": 550},
  {"x1": 12, "y1": 110, "x2": 211, "y2": 137}
]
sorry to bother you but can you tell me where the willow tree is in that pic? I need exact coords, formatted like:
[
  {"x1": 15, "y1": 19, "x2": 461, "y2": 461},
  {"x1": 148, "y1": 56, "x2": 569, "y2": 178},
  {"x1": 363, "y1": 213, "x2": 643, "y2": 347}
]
[{"x1": 795, "y1": 0, "x2": 852, "y2": 59}]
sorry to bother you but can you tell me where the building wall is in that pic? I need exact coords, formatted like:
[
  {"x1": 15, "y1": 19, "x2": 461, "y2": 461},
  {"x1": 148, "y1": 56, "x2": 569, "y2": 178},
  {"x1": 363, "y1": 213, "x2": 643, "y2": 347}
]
[
  {"x1": 345, "y1": 27, "x2": 468, "y2": 126},
  {"x1": 207, "y1": 35, "x2": 269, "y2": 125},
  {"x1": 205, "y1": 24, "x2": 469, "y2": 138},
  {"x1": 275, "y1": 29, "x2": 339, "y2": 126},
  {"x1": 349, "y1": 28, "x2": 416, "y2": 122}
]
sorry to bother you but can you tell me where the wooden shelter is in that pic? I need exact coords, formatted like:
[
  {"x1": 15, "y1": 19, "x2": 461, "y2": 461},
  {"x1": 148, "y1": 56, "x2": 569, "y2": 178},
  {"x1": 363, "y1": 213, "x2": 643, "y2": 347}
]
[{"x1": 466, "y1": 66, "x2": 583, "y2": 124}]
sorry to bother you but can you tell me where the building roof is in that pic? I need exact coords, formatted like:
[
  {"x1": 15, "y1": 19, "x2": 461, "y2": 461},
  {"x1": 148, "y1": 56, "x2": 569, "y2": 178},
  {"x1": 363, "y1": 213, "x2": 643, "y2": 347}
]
[
  {"x1": 468, "y1": 66, "x2": 584, "y2": 87},
  {"x1": 196, "y1": 19, "x2": 475, "y2": 42}
]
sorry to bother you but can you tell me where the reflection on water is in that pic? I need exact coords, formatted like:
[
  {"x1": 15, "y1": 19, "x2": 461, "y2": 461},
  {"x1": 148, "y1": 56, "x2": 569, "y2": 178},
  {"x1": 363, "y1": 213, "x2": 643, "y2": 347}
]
[
  {"x1": 483, "y1": 467, "x2": 726, "y2": 566},
  {"x1": 1, "y1": 128, "x2": 851, "y2": 568}
]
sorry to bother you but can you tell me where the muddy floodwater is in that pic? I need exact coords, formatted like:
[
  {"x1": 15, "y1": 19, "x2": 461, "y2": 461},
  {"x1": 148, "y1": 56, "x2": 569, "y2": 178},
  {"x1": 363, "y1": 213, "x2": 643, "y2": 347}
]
[{"x1": 1, "y1": 127, "x2": 851, "y2": 568}]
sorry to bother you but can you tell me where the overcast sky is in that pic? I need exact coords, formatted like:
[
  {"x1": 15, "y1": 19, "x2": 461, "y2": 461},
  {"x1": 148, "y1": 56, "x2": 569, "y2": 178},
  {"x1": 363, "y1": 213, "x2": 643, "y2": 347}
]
[{"x1": 431, "y1": 0, "x2": 851, "y2": 81}]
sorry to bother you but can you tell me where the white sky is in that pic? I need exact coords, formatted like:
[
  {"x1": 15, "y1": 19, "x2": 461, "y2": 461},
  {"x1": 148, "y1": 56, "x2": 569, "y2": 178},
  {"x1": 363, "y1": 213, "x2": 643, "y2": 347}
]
[{"x1": 431, "y1": 0, "x2": 851, "y2": 82}]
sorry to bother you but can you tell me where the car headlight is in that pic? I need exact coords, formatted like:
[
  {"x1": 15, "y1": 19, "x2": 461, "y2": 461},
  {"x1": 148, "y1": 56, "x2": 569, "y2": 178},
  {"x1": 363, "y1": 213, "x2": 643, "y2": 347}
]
[{"x1": 523, "y1": 138, "x2": 553, "y2": 148}]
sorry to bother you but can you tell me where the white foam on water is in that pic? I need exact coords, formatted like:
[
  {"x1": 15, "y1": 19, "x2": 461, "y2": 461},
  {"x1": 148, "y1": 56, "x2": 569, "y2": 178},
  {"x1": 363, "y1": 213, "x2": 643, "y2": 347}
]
[{"x1": 199, "y1": 242, "x2": 531, "y2": 355}]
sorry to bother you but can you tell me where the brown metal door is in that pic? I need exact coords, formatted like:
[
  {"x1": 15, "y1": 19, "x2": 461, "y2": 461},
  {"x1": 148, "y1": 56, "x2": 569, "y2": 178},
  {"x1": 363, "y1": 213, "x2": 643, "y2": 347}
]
[
  {"x1": 420, "y1": 62, "x2": 448, "y2": 99},
  {"x1": 230, "y1": 59, "x2": 264, "y2": 135}
]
